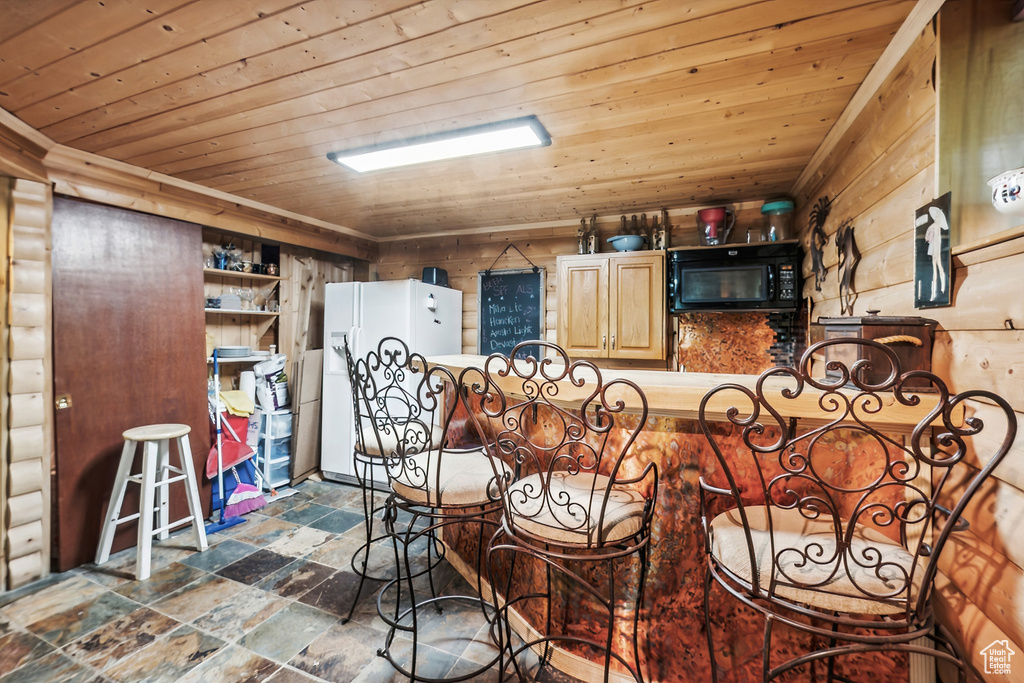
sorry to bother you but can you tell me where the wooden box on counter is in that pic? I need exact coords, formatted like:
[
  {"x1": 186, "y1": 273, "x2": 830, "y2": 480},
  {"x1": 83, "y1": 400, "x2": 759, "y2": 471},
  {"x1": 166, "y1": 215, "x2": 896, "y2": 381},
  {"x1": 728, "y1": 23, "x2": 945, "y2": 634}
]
[{"x1": 813, "y1": 312, "x2": 938, "y2": 390}]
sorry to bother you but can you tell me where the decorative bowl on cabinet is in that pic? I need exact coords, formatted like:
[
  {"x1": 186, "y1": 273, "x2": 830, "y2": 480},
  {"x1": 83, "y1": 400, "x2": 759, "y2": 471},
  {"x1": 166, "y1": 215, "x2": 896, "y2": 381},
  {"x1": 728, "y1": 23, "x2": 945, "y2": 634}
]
[{"x1": 607, "y1": 234, "x2": 647, "y2": 252}]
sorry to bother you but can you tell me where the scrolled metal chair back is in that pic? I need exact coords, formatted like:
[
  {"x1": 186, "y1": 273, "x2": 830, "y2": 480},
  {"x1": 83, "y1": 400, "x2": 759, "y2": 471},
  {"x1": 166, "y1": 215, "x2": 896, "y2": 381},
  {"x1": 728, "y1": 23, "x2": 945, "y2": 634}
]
[
  {"x1": 698, "y1": 337, "x2": 1017, "y2": 620},
  {"x1": 344, "y1": 336, "x2": 471, "y2": 504},
  {"x1": 344, "y1": 337, "x2": 444, "y2": 456},
  {"x1": 461, "y1": 340, "x2": 656, "y2": 547}
]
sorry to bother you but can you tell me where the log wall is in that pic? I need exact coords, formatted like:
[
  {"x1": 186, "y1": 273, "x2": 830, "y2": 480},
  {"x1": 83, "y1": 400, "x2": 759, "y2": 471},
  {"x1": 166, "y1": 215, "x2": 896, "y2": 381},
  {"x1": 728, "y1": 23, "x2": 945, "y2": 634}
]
[
  {"x1": 794, "y1": 16, "x2": 1024, "y2": 681},
  {"x1": 5, "y1": 179, "x2": 52, "y2": 588}
]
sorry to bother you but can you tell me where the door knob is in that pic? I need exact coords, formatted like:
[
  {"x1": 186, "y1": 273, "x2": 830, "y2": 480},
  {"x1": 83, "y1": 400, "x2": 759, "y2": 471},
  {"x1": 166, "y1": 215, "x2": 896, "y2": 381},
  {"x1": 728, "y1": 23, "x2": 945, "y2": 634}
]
[{"x1": 55, "y1": 394, "x2": 72, "y2": 410}]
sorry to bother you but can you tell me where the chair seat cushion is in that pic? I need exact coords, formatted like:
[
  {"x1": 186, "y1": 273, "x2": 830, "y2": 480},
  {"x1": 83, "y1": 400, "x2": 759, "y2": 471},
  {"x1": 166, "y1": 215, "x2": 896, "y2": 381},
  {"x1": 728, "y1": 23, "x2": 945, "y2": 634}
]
[
  {"x1": 389, "y1": 448, "x2": 509, "y2": 507},
  {"x1": 506, "y1": 471, "x2": 648, "y2": 545},
  {"x1": 359, "y1": 421, "x2": 443, "y2": 457},
  {"x1": 709, "y1": 505, "x2": 919, "y2": 615}
]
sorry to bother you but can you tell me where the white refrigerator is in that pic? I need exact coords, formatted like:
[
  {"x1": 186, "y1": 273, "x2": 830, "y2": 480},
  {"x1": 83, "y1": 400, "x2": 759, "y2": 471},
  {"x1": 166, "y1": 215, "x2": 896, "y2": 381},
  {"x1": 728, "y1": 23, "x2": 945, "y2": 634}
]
[{"x1": 320, "y1": 279, "x2": 463, "y2": 483}]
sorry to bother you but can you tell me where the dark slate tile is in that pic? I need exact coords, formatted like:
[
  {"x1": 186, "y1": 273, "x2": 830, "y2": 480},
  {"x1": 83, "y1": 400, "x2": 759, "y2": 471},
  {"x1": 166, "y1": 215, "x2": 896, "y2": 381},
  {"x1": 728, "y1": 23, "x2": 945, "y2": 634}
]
[
  {"x1": 231, "y1": 517, "x2": 301, "y2": 546},
  {"x1": 175, "y1": 644, "x2": 279, "y2": 683},
  {"x1": 350, "y1": 637, "x2": 460, "y2": 683},
  {"x1": 190, "y1": 586, "x2": 288, "y2": 642},
  {"x1": 255, "y1": 560, "x2": 335, "y2": 599},
  {"x1": 62, "y1": 606, "x2": 179, "y2": 671},
  {"x1": 238, "y1": 603, "x2": 337, "y2": 663},
  {"x1": 309, "y1": 486, "x2": 364, "y2": 510},
  {"x1": 265, "y1": 664, "x2": 323, "y2": 682},
  {"x1": 103, "y1": 624, "x2": 225, "y2": 683},
  {"x1": 1, "y1": 576, "x2": 106, "y2": 627},
  {"x1": 276, "y1": 503, "x2": 335, "y2": 527},
  {"x1": 0, "y1": 630, "x2": 54, "y2": 676},
  {"x1": 0, "y1": 651, "x2": 105, "y2": 683},
  {"x1": 216, "y1": 550, "x2": 297, "y2": 586},
  {"x1": 288, "y1": 621, "x2": 380, "y2": 681},
  {"x1": 444, "y1": 656, "x2": 503, "y2": 682},
  {"x1": 150, "y1": 574, "x2": 246, "y2": 622},
  {"x1": 180, "y1": 539, "x2": 258, "y2": 572},
  {"x1": 306, "y1": 509, "x2": 363, "y2": 535},
  {"x1": 259, "y1": 493, "x2": 311, "y2": 518},
  {"x1": 401, "y1": 594, "x2": 492, "y2": 658},
  {"x1": 295, "y1": 571, "x2": 368, "y2": 619},
  {"x1": 291, "y1": 481, "x2": 337, "y2": 498},
  {"x1": 112, "y1": 562, "x2": 207, "y2": 605},
  {"x1": 25, "y1": 591, "x2": 139, "y2": 647}
]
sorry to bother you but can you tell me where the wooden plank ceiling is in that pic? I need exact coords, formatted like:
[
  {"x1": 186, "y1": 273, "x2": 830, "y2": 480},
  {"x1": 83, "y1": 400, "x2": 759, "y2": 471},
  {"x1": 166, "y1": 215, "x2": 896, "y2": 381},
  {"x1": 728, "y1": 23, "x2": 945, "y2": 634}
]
[{"x1": 0, "y1": 0, "x2": 913, "y2": 240}]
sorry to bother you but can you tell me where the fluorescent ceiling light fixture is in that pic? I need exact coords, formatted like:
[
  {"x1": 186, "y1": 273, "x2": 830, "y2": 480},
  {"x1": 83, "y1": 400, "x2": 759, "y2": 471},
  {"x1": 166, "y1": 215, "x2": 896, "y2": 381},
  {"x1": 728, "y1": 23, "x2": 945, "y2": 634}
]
[{"x1": 327, "y1": 116, "x2": 551, "y2": 173}]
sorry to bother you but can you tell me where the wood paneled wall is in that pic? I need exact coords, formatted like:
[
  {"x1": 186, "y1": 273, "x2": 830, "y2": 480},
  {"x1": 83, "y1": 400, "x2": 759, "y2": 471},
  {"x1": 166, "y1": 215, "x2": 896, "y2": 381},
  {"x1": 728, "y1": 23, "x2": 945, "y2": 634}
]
[
  {"x1": 938, "y1": 0, "x2": 1024, "y2": 247},
  {"x1": 795, "y1": 19, "x2": 1023, "y2": 681},
  {"x1": 5, "y1": 179, "x2": 52, "y2": 588},
  {"x1": 277, "y1": 247, "x2": 354, "y2": 381},
  {"x1": 376, "y1": 205, "x2": 764, "y2": 356}
]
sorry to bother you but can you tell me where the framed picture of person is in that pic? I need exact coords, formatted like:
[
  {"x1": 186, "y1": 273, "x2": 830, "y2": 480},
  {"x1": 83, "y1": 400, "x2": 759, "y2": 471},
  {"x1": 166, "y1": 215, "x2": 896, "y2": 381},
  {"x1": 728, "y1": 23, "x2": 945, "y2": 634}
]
[{"x1": 914, "y1": 192, "x2": 953, "y2": 308}]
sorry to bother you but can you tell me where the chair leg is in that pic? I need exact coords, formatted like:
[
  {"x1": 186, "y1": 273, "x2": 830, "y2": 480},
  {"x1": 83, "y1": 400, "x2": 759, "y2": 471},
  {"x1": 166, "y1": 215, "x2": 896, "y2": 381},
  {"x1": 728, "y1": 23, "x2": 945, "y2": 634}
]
[
  {"x1": 825, "y1": 614, "x2": 840, "y2": 683},
  {"x1": 425, "y1": 509, "x2": 442, "y2": 615},
  {"x1": 96, "y1": 439, "x2": 137, "y2": 566},
  {"x1": 155, "y1": 438, "x2": 171, "y2": 541},
  {"x1": 604, "y1": 556, "x2": 615, "y2": 683},
  {"x1": 474, "y1": 509, "x2": 492, "y2": 624},
  {"x1": 487, "y1": 533, "x2": 522, "y2": 683},
  {"x1": 704, "y1": 566, "x2": 719, "y2": 683},
  {"x1": 541, "y1": 546, "x2": 553, "y2": 676},
  {"x1": 135, "y1": 440, "x2": 158, "y2": 580},
  {"x1": 631, "y1": 542, "x2": 650, "y2": 683},
  {"x1": 762, "y1": 615, "x2": 775, "y2": 683},
  {"x1": 403, "y1": 515, "x2": 421, "y2": 680},
  {"x1": 176, "y1": 434, "x2": 208, "y2": 552},
  {"x1": 344, "y1": 455, "x2": 374, "y2": 624}
]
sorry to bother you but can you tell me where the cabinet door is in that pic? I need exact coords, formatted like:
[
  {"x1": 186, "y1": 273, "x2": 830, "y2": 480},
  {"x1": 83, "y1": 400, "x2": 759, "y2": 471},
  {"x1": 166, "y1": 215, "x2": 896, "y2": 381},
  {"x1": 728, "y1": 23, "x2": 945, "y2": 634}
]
[
  {"x1": 608, "y1": 252, "x2": 665, "y2": 359},
  {"x1": 557, "y1": 257, "x2": 609, "y2": 357}
]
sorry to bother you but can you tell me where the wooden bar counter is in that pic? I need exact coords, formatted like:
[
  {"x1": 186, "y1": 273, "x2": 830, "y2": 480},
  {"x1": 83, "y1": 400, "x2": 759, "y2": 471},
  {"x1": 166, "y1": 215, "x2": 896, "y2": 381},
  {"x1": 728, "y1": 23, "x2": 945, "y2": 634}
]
[{"x1": 428, "y1": 354, "x2": 939, "y2": 683}]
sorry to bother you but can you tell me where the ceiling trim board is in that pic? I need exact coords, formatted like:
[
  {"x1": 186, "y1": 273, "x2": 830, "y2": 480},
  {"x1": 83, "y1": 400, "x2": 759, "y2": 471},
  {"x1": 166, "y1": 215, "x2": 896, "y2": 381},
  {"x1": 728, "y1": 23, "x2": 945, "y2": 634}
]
[
  {"x1": 372, "y1": 199, "x2": 768, "y2": 242},
  {"x1": 42, "y1": 145, "x2": 375, "y2": 242}
]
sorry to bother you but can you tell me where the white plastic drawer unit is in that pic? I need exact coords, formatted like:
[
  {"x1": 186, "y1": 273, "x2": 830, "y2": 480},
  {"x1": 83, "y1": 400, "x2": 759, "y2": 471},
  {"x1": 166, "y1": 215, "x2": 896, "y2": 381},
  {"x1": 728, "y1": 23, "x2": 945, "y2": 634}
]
[{"x1": 255, "y1": 408, "x2": 292, "y2": 490}]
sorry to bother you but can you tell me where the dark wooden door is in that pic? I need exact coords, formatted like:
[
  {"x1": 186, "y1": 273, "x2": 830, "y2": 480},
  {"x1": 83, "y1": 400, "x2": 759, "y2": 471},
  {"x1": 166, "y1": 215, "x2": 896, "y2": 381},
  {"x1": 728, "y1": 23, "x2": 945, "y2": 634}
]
[{"x1": 52, "y1": 198, "x2": 210, "y2": 571}]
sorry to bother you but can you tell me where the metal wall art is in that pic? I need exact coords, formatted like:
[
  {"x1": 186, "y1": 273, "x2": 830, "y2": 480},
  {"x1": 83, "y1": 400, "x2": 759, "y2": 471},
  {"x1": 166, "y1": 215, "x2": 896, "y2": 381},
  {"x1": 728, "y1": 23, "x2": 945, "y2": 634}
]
[
  {"x1": 914, "y1": 192, "x2": 952, "y2": 308},
  {"x1": 836, "y1": 218, "x2": 860, "y2": 316},
  {"x1": 809, "y1": 196, "x2": 832, "y2": 291}
]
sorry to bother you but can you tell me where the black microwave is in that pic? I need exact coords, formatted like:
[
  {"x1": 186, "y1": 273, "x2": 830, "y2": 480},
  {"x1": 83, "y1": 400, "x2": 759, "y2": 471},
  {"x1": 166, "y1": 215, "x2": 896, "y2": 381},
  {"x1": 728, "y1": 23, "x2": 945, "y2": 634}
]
[{"x1": 668, "y1": 241, "x2": 802, "y2": 313}]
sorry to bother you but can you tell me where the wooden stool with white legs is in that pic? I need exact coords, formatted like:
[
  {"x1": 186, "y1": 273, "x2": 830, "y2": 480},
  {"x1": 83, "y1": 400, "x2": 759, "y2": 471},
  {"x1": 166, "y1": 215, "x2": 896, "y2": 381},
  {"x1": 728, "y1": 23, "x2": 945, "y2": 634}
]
[{"x1": 95, "y1": 424, "x2": 208, "y2": 580}]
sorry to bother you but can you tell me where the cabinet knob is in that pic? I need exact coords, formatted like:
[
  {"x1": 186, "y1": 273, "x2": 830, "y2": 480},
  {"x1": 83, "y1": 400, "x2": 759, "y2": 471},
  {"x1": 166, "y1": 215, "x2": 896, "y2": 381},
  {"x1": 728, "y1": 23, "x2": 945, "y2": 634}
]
[
  {"x1": 612, "y1": 335, "x2": 616, "y2": 350},
  {"x1": 602, "y1": 335, "x2": 606, "y2": 350}
]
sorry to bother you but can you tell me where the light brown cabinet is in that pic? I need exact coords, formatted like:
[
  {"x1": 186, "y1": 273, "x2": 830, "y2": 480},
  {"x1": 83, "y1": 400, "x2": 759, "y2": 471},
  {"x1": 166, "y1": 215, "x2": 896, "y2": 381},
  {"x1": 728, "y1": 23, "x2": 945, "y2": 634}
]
[{"x1": 556, "y1": 251, "x2": 666, "y2": 360}]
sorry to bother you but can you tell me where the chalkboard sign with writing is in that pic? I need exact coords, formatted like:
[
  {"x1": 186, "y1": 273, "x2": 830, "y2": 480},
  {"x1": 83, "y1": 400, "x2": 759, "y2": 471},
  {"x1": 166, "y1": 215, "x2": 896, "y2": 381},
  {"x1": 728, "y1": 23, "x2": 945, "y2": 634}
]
[{"x1": 477, "y1": 268, "x2": 546, "y2": 359}]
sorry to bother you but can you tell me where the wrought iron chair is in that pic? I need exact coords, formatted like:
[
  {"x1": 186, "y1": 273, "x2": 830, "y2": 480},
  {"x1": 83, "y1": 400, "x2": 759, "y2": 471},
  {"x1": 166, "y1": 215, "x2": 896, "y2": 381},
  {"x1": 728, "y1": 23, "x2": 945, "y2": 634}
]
[
  {"x1": 463, "y1": 340, "x2": 659, "y2": 682},
  {"x1": 370, "y1": 345, "x2": 508, "y2": 681},
  {"x1": 698, "y1": 337, "x2": 1017, "y2": 682},
  {"x1": 340, "y1": 336, "x2": 446, "y2": 624}
]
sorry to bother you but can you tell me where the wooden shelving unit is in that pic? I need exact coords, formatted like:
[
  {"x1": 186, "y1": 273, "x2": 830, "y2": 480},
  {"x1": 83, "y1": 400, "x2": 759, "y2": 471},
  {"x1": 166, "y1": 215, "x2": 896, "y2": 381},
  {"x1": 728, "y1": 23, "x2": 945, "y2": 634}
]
[
  {"x1": 204, "y1": 308, "x2": 280, "y2": 316},
  {"x1": 202, "y1": 268, "x2": 282, "y2": 282},
  {"x1": 203, "y1": 234, "x2": 284, "y2": 365}
]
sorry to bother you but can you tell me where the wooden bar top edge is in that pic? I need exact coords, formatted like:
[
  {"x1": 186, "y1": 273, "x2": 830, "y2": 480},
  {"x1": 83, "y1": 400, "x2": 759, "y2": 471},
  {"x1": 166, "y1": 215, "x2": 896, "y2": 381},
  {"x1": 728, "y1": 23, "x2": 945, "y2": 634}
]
[{"x1": 426, "y1": 354, "x2": 951, "y2": 428}]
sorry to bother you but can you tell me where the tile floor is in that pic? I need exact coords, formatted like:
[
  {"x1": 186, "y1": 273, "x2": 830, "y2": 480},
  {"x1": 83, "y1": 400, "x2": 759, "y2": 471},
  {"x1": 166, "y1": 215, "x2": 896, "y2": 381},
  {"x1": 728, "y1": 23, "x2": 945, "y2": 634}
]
[{"x1": 0, "y1": 479, "x2": 580, "y2": 683}]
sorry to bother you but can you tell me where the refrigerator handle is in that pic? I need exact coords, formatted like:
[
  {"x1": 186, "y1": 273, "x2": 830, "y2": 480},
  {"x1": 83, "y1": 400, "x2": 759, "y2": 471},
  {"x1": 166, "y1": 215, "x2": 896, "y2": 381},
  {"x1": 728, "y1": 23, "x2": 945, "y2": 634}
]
[{"x1": 350, "y1": 325, "x2": 361, "y2": 359}]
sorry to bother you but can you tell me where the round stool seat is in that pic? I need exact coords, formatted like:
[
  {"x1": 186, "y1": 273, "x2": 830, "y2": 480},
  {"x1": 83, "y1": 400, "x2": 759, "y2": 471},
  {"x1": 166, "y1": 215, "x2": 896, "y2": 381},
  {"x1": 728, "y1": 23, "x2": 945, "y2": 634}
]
[{"x1": 122, "y1": 423, "x2": 191, "y2": 441}]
